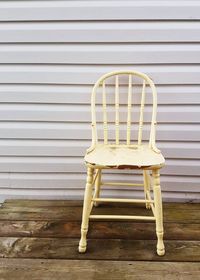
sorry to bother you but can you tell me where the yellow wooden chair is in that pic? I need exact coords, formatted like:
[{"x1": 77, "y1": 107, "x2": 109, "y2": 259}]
[{"x1": 78, "y1": 70, "x2": 165, "y2": 256}]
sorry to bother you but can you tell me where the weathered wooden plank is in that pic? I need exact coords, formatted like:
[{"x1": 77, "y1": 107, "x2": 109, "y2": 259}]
[
  {"x1": 0, "y1": 205, "x2": 199, "y2": 223},
  {"x1": 1, "y1": 259, "x2": 200, "y2": 280},
  {"x1": 0, "y1": 259, "x2": 200, "y2": 280},
  {"x1": 0, "y1": 238, "x2": 199, "y2": 261},
  {"x1": 4, "y1": 200, "x2": 200, "y2": 210},
  {"x1": 0, "y1": 220, "x2": 199, "y2": 241},
  {"x1": 0, "y1": 206, "x2": 83, "y2": 221},
  {"x1": 4, "y1": 199, "x2": 83, "y2": 208}
]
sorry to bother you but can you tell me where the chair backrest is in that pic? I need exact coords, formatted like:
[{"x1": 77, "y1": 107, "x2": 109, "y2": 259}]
[{"x1": 90, "y1": 70, "x2": 158, "y2": 150}]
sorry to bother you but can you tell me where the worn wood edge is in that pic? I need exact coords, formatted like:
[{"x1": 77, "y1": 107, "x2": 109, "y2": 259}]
[
  {"x1": 0, "y1": 259, "x2": 200, "y2": 280},
  {"x1": 0, "y1": 238, "x2": 199, "y2": 261}
]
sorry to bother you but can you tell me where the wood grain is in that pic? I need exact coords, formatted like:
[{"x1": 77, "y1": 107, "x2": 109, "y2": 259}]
[
  {"x1": 0, "y1": 221, "x2": 199, "y2": 241},
  {"x1": 1, "y1": 259, "x2": 200, "y2": 280},
  {"x1": 0, "y1": 204, "x2": 199, "y2": 223},
  {"x1": 0, "y1": 199, "x2": 199, "y2": 279},
  {"x1": 4, "y1": 200, "x2": 200, "y2": 210},
  {"x1": 0, "y1": 238, "x2": 199, "y2": 261}
]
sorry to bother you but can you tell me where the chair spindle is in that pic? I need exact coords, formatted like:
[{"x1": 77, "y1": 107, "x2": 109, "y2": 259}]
[
  {"x1": 115, "y1": 75, "x2": 120, "y2": 145},
  {"x1": 102, "y1": 80, "x2": 108, "y2": 144},
  {"x1": 127, "y1": 75, "x2": 132, "y2": 145},
  {"x1": 138, "y1": 80, "x2": 146, "y2": 145}
]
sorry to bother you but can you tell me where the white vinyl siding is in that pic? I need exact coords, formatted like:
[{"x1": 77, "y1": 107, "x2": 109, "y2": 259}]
[{"x1": 0, "y1": 0, "x2": 199, "y2": 202}]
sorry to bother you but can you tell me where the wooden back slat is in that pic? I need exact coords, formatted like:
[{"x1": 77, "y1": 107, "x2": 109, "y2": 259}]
[
  {"x1": 115, "y1": 75, "x2": 120, "y2": 145},
  {"x1": 102, "y1": 80, "x2": 108, "y2": 144},
  {"x1": 127, "y1": 75, "x2": 132, "y2": 145},
  {"x1": 138, "y1": 80, "x2": 146, "y2": 145}
]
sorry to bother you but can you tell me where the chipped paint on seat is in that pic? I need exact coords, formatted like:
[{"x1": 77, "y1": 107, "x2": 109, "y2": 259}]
[{"x1": 85, "y1": 144, "x2": 165, "y2": 169}]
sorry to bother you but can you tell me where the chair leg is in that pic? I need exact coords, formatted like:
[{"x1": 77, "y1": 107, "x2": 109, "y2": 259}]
[
  {"x1": 78, "y1": 167, "x2": 94, "y2": 253},
  {"x1": 143, "y1": 170, "x2": 151, "y2": 209},
  {"x1": 152, "y1": 169, "x2": 165, "y2": 256},
  {"x1": 93, "y1": 169, "x2": 101, "y2": 207}
]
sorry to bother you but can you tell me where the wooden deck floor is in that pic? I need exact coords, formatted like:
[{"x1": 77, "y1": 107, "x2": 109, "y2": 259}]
[{"x1": 0, "y1": 200, "x2": 199, "y2": 279}]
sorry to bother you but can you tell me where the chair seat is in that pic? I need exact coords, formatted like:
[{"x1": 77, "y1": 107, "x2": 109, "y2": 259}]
[{"x1": 84, "y1": 144, "x2": 165, "y2": 169}]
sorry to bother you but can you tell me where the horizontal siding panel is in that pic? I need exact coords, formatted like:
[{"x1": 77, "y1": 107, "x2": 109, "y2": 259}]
[
  {"x1": 0, "y1": 104, "x2": 199, "y2": 123},
  {"x1": 0, "y1": 65, "x2": 199, "y2": 84},
  {"x1": 0, "y1": 123, "x2": 198, "y2": 141},
  {"x1": 0, "y1": 140, "x2": 199, "y2": 159},
  {"x1": 0, "y1": 44, "x2": 200, "y2": 64},
  {"x1": 0, "y1": 84, "x2": 199, "y2": 104},
  {"x1": 0, "y1": 22, "x2": 200, "y2": 43},
  {"x1": 0, "y1": 1, "x2": 200, "y2": 21},
  {"x1": 0, "y1": 173, "x2": 199, "y2": 192},
  {"x1": 0, "y1": 157, "x2": 198, "y2": 176},
  {"x1": 158, "y1": 142, "x2": 200, "y2": 159}
]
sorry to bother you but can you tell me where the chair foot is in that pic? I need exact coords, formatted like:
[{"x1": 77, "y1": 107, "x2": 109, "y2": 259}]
[
  {"x1": 78, "y1": 230, "x2": 87, "y2": 253},
  {"x1": 78, "y1": 244, "x2": 87, "y2": 253},
  {"x1": 157, "y1": 247, "x2": 165, "y2": 256},
  {"x1": 156, "y1": 231, "x2": 165, "y2": 256}
]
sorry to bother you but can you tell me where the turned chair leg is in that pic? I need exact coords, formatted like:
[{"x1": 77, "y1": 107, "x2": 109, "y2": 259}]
[
  {"x1": 78, "y1": 167, "x2": 94, "y2": 253},
  {"x1": 143, "y1": 170, "x2": 151, "y2": 209},
  {"x1": 93, "y1": 169, "x2": 101, "y2": 207},
  {"x1": 152, "y1": 169, "x2": 165, "y2": 256}
]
